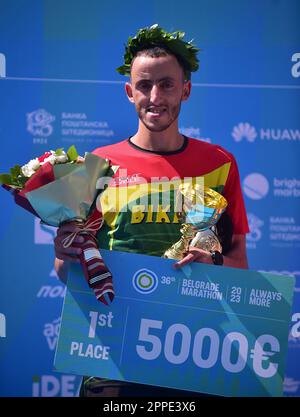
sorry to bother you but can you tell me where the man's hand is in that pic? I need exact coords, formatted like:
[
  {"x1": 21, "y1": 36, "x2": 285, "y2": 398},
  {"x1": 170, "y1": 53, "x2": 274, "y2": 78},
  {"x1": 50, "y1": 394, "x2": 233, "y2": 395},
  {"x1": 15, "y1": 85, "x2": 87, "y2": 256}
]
[
  {"x1": 54, "y1": 222, "x2": 85, "y2": 263},
  {"x1": 174, "y1": 247, "x2": 213, "y2": 269},
  {"x1": 54, "y1": 222, "x2": 85, "y2": 283},
  {"x1": 174, "y1": 234, "x2": 248, "y2": 270}
]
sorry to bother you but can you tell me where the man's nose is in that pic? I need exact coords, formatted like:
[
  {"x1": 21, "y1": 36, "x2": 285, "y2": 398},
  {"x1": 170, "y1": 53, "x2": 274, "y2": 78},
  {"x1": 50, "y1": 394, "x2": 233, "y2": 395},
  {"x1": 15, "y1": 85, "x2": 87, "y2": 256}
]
[{"x1": 150, "y1": 84, "x2": 162, "y2": 104}]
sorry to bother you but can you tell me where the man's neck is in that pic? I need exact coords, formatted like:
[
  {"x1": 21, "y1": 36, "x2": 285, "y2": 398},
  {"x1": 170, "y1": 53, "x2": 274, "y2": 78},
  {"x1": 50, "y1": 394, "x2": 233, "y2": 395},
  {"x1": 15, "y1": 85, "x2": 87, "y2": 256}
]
[{"x1": 130, "y1": 124, "x2": 184, "y2": 152}]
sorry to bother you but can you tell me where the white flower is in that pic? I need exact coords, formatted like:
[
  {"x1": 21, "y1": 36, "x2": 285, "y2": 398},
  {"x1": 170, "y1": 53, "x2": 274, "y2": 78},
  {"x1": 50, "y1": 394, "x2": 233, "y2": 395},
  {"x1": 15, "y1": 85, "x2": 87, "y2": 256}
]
[
  {"x1": 20, "y1": 149, "x2": 72, "y2": 180},
  {"x1": 21, "y1": 165, "x2": 35, "y2": 177},
  {"x1": 42, "y1": 154, "x2": 56, "y2": 165},
  {"x1": 21, "y1": 158, "x2": 40, "y2": 177},
  {"x1": 29, "y1": 158, "x2": 41, "y2": 171}
]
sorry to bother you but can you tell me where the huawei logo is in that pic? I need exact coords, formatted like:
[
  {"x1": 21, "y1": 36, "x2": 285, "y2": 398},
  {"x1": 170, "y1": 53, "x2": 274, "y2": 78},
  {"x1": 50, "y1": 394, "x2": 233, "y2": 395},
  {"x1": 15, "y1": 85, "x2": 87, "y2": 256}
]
[{"x1": 232, "y1": 122, "x2": 257, "y2": 142}]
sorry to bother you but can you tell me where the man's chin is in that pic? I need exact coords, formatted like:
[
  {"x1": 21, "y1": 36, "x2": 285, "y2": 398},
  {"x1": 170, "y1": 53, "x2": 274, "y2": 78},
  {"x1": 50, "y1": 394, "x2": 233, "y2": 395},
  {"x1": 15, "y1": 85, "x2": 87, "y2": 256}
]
[
  {"x1": 140, "y1": 118, "x2": 176, "y2": 133},
  {"x1": 144, "y1": 125, "x2": 170, "y2": 133}
]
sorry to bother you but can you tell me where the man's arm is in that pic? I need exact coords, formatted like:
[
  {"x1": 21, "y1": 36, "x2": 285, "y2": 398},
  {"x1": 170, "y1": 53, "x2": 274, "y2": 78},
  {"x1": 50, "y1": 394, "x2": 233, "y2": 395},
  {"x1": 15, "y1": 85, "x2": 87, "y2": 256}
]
[
  {"x1": 54, "y1": 258, "x2": 71, "y2": 284},
  {"x1": 174, "y1": 234, "x2": 248, "y2": 270},
  {"x1": 222, "y1": 234, "x2": 248, "y2": 269}
]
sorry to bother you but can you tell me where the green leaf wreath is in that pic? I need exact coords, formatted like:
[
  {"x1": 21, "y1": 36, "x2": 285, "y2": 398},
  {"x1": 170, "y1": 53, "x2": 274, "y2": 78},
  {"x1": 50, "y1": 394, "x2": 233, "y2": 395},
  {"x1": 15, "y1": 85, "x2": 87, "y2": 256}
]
[{"x1": 116, "y1": 24, "x2": 200, "y2": 79}]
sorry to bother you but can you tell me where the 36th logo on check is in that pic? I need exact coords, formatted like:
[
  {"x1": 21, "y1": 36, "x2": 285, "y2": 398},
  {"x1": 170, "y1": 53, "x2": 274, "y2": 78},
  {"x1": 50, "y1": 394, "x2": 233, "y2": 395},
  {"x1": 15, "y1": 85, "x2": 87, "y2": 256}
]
[{"x1": 132, "y1": 269, "x2": 159, "y2": 295}]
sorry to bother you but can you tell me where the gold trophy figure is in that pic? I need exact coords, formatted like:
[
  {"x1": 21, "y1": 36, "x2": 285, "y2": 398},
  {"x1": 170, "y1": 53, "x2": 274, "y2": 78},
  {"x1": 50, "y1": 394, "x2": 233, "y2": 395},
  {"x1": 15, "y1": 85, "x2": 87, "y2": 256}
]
[{"x1": 163, "y1": 183, "x2": 227, "y2": 260}]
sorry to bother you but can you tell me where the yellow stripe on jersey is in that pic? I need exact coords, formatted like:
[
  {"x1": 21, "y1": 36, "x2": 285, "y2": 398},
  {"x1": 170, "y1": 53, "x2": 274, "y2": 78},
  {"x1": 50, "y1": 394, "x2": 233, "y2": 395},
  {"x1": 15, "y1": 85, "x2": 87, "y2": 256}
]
[{"x1": 99, "y1": 161, "x2": 231, "y2": 230}]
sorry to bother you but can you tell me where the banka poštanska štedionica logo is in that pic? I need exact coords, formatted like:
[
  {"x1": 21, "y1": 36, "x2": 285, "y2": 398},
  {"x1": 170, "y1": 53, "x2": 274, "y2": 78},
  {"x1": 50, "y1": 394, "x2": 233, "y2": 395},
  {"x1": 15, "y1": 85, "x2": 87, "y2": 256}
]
[{"x1": 27, "y1": 109, "x2": 55, "y2": 137}]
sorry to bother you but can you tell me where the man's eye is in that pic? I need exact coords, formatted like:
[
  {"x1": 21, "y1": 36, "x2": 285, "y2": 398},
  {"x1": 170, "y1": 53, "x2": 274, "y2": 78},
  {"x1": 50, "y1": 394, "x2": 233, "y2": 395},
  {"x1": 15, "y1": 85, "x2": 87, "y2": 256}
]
[
  {"x1": 161, "y1": 81, "x2": 173, "y2": 89},
  {"x1": 139, "y1": 82, "x2": 152, "y2": 90}
]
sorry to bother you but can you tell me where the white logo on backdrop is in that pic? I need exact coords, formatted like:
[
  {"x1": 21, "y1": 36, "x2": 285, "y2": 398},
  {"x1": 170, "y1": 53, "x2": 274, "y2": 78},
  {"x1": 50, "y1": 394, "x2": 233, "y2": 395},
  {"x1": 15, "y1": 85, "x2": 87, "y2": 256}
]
[
  {"x1": 289, "y1": 331, "x2": 300, "y2": 344},
  {"x1": 269, "y1": 216, "x2": 300, "y2": 247},
  {"x1": 291, "y1": 52, "x2": 300, "y2": 78},
  {"x1": 273, "y1": 178, "x2": 300, "y2": 198},
  {"x1": 0, "y1": 53, "x2": 6, "y2": 77},
  {"x1": 243, "y1": 173, "x2": 269, "y2": 200},
  {"x1": 37, "y1": 285, "x2": 66, "y2": 299},
  {"x1": 0, "y1": 313, "x2": 6, "y2": 338},
  {"x1": 247, "y1": 213, "x2": 264, "y2": 242},
  {"x1": 34, "y1": 218, "x2": 57, "y2": 245},
  {"x1": 27, "y1": 109, "x2": 55, "y2": 137},
  {"x1": 291, "y1": 313, "x2": 300, "y2": 338},
  {"x1": 180, "y1": 126, "x2": 212, "y2": 143},
  {"x1": 232, "y1": 122, "x2": 300, "y2": 142},
  {"x1": 36, "y1": 267, "x2": 65, "y2": 299},
  {"x1": 232, "y1": 122, "x2": 257, "y2": 142},
  {"x1": 288, "y1": 312, "x2": 300, "y2": 349},
  {"x1": 32, "y1": 375, "x2": 79, "y2": 397},
  {"x1": 43, "y1": 317, "x2": 60, "y2": 350},
  {"x1": 261, "y1": 128, "x2": 300, "y2": 141},
  {"x1": 283, "y1": 377, "x2": 300, "y2": 394},
  {"x1": 61, "y1": 112, "x2": 114, "y2": 141}
]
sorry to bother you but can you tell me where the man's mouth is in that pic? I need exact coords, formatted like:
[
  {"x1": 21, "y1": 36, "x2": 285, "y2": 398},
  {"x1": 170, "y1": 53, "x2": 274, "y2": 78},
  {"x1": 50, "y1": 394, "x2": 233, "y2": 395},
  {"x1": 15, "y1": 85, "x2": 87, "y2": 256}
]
[{"x1": 146, "y1": 107, "x2": 167, "y2": 117}]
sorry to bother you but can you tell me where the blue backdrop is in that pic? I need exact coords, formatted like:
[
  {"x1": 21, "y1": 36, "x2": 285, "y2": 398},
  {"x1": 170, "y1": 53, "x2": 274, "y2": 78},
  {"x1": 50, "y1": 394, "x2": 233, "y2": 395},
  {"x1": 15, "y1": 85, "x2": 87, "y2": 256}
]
[{"x1": 0, "y1": 0, "x2": 299, "y2": 397}]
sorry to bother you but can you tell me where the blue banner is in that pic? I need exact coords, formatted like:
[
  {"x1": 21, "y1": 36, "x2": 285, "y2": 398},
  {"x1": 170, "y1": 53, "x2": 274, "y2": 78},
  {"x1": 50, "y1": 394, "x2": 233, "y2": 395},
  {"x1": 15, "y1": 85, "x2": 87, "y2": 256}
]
[
  {"x1": 1, "y1": 0, "x2": 299, "y2": 396},
  {"x1": 55, "y1": 250, "x2": 294, "y2": 397}
]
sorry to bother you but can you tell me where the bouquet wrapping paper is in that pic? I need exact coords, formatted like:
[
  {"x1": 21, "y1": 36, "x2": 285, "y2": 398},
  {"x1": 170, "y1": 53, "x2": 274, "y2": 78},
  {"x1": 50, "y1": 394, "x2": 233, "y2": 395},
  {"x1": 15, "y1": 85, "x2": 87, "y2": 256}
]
[{"x1": 1, "y1": 151, "x2": 118, "y2": 305}]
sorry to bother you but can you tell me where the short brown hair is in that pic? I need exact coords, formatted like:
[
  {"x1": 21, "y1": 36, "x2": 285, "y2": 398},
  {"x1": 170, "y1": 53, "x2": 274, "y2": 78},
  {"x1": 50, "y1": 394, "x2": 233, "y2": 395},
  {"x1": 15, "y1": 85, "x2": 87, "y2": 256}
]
[{"x1": 131, "y1": 47, "x2": 191, "y2": 81}]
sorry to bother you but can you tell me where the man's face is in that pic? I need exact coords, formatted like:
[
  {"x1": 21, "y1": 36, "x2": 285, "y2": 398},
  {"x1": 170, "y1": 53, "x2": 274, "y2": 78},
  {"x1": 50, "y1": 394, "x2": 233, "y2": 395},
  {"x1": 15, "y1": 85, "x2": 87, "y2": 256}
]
[{"x1": 125, "y1": 54, "x2": 191, "y2": 132}]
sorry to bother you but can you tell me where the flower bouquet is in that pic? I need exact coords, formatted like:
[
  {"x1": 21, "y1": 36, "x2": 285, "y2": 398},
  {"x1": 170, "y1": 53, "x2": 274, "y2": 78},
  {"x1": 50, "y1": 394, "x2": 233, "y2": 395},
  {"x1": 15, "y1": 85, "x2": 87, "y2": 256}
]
[{"x1": 0, "y1": 146, "x2": 118, "y2": 305}]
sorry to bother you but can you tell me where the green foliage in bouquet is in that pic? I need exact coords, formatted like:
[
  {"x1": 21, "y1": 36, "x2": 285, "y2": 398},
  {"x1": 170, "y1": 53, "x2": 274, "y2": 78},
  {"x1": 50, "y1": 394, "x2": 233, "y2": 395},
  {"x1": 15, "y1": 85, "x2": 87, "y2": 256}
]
[
  {"x1": 66, "y1": 145, "x2": 79, "y2": 162},
  {"x1": 0, "y1": 164, "x2": 26, "y2": 189}
]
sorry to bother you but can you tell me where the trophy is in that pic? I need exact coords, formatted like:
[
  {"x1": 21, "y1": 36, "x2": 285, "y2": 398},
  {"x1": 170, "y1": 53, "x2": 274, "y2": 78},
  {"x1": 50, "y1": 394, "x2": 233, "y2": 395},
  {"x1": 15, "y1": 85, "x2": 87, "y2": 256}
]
[{"x1": 163, "y1": 183, "x2": 228, "y2": 260}]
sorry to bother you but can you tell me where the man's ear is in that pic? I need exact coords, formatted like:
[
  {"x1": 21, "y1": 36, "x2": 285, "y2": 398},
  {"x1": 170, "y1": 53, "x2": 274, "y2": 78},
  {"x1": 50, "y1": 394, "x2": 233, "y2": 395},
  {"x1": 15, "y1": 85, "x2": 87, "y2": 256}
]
[
  {"x1": 182, "y1": 80, "x2": 191, "y2": 101},
  {"x1": 125, "y1": 82, "x2": 135, "y2": 103}
]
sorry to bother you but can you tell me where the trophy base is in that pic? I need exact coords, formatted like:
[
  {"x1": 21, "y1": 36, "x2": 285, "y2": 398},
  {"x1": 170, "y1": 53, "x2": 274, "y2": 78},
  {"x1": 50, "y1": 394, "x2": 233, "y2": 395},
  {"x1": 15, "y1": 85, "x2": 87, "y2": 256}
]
[{"x1": 162, "y1": 223, "x2": 195, "y2": 260}]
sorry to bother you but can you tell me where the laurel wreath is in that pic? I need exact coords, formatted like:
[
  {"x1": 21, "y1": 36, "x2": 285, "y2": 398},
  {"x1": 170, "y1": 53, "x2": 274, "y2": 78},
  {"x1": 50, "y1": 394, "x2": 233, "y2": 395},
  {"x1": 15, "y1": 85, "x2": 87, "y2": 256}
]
[{"x1": 116, "y1": 24, "x2": 200, "y2": 79}]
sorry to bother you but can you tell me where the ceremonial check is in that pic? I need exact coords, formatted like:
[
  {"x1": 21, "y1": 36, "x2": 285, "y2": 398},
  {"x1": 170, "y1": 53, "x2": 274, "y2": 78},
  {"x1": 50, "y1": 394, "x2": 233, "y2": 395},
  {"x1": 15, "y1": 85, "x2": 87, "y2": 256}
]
[{"x1": 54, "y1": 250, "x2": 295, "y2": 397}]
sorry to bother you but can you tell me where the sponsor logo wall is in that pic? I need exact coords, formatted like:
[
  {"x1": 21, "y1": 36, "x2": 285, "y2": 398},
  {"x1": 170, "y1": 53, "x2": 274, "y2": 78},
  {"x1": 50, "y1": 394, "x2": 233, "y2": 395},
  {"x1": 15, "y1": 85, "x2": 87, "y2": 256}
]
[{"x1": 0, "y1": 0, "x2": 299, "y2": 396}]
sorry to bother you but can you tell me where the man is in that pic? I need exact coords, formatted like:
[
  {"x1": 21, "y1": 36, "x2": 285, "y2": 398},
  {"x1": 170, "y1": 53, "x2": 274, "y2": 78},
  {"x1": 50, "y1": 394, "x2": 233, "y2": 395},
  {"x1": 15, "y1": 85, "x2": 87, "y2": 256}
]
[{"x1": 54, "y1": 24, "x2": 249, "y2": 396}]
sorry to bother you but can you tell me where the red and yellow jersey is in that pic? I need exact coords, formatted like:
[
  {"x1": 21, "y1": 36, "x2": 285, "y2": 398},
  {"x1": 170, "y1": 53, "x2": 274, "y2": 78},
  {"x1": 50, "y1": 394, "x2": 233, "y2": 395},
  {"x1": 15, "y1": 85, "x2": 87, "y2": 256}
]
[{"x1": 93, "y1": 137, "x2": 249, "y2": 256}]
